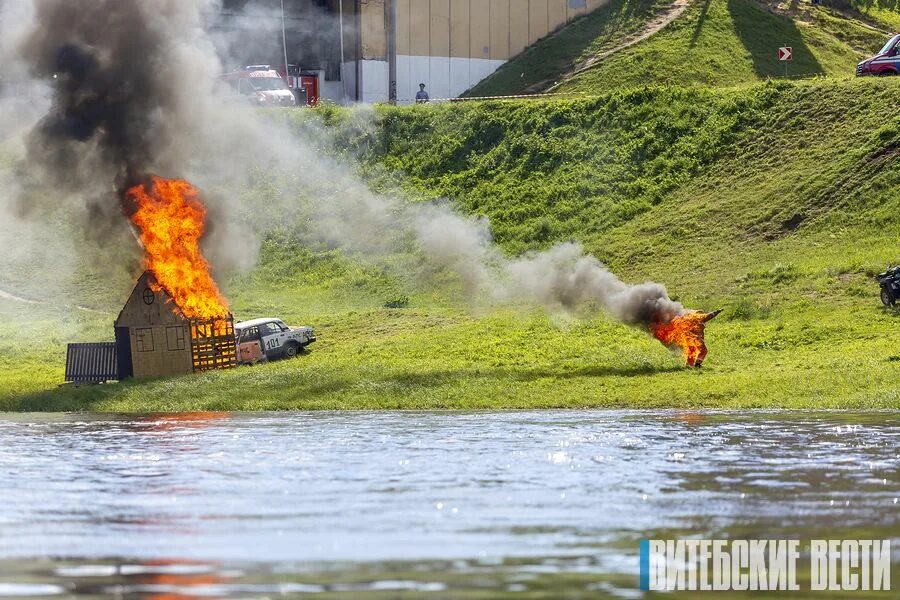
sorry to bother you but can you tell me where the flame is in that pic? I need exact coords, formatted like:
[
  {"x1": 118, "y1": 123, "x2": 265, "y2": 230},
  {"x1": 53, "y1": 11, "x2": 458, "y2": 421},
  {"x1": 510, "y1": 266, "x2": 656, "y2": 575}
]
[
  {"x1": 127, "y1": 176, "x2": 228, "y2": 319},
  {"x1": 651, "y1": 311, "x2": 717, "y2": 367}
]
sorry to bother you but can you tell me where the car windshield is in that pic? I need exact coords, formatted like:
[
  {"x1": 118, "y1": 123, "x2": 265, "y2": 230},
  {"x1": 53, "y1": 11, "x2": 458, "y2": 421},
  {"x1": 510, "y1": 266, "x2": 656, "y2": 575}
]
[
  {"x1": 878, "y1": 35, "x2": 899, "y2": 55},
  {"x1": 251, "y1": 77, "x2": 287, "y2": 91}
]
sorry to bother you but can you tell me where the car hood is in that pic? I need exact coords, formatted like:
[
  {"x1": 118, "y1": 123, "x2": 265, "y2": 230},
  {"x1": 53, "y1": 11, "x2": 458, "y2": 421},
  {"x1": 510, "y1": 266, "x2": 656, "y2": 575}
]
[{"x1": 259, "y1": 90, "x2": 294, "y2": 99}]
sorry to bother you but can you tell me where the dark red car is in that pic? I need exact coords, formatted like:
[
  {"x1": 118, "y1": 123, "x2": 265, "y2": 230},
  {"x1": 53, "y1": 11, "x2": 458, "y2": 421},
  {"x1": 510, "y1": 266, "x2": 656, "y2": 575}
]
[{"x1": 857, "y1": 34, "x2": 900, "y2": 76}]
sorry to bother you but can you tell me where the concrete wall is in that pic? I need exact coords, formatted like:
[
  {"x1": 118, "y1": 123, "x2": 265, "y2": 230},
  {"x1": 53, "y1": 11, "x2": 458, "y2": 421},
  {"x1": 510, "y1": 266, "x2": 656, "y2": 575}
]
[
  {"x1": 361, "y1": 60, "x2": 390, "y2": 102},
  {"x1": 359, "y1": 0, "x2": 609, "y2": 101}
]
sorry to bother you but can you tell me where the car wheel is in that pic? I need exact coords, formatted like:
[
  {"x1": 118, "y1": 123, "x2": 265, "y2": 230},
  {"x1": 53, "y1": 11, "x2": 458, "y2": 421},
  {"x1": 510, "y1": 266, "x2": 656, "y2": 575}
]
[{"x1": 284, "y1": 342, "x2": 299, "y2": 358}]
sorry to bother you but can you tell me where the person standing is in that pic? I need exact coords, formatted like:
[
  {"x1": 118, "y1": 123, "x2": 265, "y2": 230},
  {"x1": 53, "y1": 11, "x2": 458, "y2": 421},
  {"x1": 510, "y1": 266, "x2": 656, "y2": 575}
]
[{"x1": 415, "y1": 83, "x2": 429, "y2": 103}]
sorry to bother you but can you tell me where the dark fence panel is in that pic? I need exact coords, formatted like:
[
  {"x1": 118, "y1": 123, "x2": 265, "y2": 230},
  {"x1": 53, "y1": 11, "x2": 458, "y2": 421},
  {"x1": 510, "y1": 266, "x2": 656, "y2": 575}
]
[{"x1": 65, "y1": 342, "x2": 118, "y2": 383}]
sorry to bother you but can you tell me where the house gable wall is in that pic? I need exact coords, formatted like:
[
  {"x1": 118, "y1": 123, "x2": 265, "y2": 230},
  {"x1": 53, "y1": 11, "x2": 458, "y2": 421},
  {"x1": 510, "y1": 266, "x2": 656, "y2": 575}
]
[{"x1": 115, "y1": 272, "x2": 194, "y2": 378}]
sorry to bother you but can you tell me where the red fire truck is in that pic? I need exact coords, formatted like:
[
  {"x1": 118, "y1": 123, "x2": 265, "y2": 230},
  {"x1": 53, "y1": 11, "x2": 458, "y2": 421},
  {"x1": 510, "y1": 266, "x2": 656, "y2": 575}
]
[{"x1": 223, "y1": 66, "x2": 297, "y2": 107}]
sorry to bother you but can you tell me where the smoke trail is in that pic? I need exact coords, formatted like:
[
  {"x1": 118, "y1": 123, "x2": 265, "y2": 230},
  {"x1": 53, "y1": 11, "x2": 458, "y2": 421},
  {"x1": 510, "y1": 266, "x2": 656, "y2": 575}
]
[
  {"x1": 3, "y1": 0, "x2": 684, "y2": 328},
  {"x1": 410, "y1": 203, "x2": 684, "y2": 324},
  {"x1": 501, "y1": 243, "x2": 683, "y2": 324}
]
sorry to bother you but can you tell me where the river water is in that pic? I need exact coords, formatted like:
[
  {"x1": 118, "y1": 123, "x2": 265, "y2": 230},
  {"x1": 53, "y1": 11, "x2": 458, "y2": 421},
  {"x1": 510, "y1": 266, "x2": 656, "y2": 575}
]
[{"x1": 0, "y1": 411, "x2": 897, "y2": 598}]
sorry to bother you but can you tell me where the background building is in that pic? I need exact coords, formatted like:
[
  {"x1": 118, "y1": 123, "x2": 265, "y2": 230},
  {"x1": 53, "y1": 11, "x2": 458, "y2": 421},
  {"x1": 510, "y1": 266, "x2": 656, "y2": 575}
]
[
  {"x1": 376, "y1": 0, "x2": 611, "y2": 102},
  {"x1": 212, "y1": 0, "x2": 611, "y2": 103}
]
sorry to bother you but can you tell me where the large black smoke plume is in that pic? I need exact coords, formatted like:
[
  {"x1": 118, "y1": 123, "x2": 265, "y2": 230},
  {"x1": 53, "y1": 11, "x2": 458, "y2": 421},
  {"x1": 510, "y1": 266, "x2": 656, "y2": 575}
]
[{"x1": 19, "y1": 0, "x2": 217, "y2": 215}]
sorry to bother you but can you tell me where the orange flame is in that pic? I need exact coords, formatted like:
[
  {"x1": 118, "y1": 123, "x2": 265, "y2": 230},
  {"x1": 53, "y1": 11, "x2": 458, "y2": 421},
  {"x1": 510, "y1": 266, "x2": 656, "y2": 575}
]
[
  {"x1": 127, "y1": 176, "x2": 228, "y2": 319},
  {"x1": 651, "y1": 311, "x2": 719, "y2": 367}
]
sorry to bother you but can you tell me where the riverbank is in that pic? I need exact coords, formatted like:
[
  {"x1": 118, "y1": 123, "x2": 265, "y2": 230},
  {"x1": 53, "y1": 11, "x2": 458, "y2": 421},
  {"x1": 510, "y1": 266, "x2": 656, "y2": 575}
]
[
  {"x1": 2, "y1": 294, "x2": 897, "y2": 412},
  {"x1": 1, "y1": 79, "x2": 898, "y2": 411}
]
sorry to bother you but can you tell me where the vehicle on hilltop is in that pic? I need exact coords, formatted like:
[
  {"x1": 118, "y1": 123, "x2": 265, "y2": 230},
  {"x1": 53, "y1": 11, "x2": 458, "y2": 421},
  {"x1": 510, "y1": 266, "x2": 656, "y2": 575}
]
[{"x1": 857, "y1": 34, "x2": 900, "y2": 76}]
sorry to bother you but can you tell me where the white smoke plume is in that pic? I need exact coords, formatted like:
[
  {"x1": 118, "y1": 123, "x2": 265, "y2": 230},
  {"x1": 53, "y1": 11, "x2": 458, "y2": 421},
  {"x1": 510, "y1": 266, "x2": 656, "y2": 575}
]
[{"x1": 0, "y1": 0, "x2": 684, "y2": 326}]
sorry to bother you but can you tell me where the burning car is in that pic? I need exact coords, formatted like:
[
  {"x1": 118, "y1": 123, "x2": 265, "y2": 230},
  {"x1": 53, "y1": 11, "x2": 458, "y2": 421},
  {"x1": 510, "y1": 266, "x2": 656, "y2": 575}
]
[
  {"x1": 223, "y1": 66, "x2": 297, "y2": 106},
  {"x1": 877, "y1": 266, "x2": 900, "y2": 307},
  {"x1": 235, "y1": 318, "x2": 315, "y2": 365},
  {"x1": 856, "y1": 34, "x2": 900, "y2": 76}
]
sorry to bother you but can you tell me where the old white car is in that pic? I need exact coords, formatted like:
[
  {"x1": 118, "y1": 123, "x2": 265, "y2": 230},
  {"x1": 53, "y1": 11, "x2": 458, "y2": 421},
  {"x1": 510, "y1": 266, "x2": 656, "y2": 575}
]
[{"x1": 234, "y1": 318, "x2": 315, "y2": 365}]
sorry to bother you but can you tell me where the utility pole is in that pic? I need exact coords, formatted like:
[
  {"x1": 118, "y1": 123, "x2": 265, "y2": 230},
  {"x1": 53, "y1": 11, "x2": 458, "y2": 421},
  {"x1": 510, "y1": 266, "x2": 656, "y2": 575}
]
[
  {"x1": 280, "y1": 0, "x2": 290, "y2": 86},
  {"x1": 386, "y1": 0, "x2": 396, "y2": 104},
  {"x1": 339, "y1": 0, "x2": 347, "y2": 103}
]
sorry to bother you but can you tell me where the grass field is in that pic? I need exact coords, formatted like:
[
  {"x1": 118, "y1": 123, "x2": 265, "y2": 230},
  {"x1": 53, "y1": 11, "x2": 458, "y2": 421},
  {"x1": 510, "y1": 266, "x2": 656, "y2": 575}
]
[{"x1": 1, "y1": 76, "x2": 897, "y2": 412}]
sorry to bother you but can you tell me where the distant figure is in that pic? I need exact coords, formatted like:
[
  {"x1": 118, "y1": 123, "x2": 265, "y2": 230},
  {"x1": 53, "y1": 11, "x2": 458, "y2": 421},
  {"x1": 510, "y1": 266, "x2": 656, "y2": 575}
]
[{"x1": 415, "y1": 83, "x2": 429, "y2": 103}]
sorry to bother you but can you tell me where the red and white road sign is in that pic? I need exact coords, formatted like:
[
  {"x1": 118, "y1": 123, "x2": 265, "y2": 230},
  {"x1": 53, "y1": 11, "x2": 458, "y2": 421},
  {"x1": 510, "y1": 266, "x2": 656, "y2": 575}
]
[{"x1": 778, "y1": 47, "x2": 793, "y2": 61}]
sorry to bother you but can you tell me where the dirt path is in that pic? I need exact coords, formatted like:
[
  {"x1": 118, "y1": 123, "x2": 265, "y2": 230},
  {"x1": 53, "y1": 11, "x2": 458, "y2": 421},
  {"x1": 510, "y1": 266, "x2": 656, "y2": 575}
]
[
  {"x1": 0, "y1": 288, "x2": 42, "y2": 306},
  {"x1": 0, "y1": 288, "x2": 106, "y2": 314},
  {"x1": 546, "y1": 0, "x2": 691, "y2": 92}
]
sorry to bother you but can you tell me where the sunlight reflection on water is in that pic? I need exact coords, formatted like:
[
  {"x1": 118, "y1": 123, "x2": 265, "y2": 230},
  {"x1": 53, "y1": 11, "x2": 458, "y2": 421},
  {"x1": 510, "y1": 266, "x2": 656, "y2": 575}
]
[{"x1": 0, "y1": 410, "x2": 897, "y2": 598}]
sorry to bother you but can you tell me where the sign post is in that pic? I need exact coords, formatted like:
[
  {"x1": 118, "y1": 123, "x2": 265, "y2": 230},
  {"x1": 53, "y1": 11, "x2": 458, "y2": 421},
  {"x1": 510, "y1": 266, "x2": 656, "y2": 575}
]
[{"x1": 779, "y1": 46, "x2": 793, "y2": 77}]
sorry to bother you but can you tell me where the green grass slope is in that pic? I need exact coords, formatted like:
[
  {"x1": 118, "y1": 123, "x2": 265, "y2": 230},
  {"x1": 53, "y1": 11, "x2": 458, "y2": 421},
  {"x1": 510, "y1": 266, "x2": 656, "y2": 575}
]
[
  {"x1": 1, "y1": 78, "x2": 897, "y2": 411},
  {"x1": 849, "y1": 0, "x2": 900, "y2": 29},
  {"x1": 352, "y1": 79, "x2": 898, "y2": 257},
  {"x1": 464, "y1": 0, "x2": 672, "y2": 97},
  {"x1": 472, "y1": 0, "x2": 896, "y2": 95},
  {"x1": 559, "y1": 0, "x2": 887, "y2": 91}
]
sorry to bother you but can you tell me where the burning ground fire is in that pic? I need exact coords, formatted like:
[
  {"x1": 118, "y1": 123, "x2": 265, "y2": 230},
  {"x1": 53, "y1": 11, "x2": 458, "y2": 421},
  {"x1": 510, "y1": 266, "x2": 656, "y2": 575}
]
[
  {"x1": 126, "y1": 176, "x2": 229, "y2": 320},
  {"x1": 650, "y1": 309, "x2": 722, "y2": 367}
]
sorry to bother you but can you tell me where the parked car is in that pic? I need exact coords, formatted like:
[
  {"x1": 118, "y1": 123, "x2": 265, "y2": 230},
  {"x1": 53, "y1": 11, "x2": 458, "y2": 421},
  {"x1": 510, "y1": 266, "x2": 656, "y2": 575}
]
[
  {"x1": 856, "y1": 34, "x2": 900, "y2": 76},
  {"x1": 234, "y1": 318, "x2": 315, "y2": 365},
  {"x1": 877, "y1": 266, "x2": 900, "y2": 307}
]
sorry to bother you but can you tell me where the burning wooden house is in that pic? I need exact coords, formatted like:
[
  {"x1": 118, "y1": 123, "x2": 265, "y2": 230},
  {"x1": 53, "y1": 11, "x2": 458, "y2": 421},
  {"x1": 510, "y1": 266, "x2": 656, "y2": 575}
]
[
  {"x1": 65, "y1": 177, "x2": 237, "y2": 383},
  {"x1": 113, "y1": 272, "x2": 237, "y2": 379},
  {"x1": 66, "y1": 271, "x2": 237, "y2": 383}
]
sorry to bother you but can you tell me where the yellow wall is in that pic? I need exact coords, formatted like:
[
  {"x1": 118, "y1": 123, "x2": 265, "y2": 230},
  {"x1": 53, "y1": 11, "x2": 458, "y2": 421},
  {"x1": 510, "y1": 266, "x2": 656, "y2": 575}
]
[
  {"x1": 361, "y1": 0, "x2": 387, "y2": 59},
  {"x1": 361, "y1": 0, "x2": 611, "y2": 61},
  {"x1": 450, "y1": 0, "x2": 470, "y2": 57},
  {"x1": 509, "y1": 0, "x2": 529, "y2": 56},
  {"x1": 431, "y1": 0, "x2": 451, "y2": 56},
  {"x1": 396, "y1": 0, "x2": 410, "y2": 55},
  {"x1": 130, "y1": 325, "x2": 193, "y2": 379},
  {"x1": 528, "y1": 0, "x2": 547, "y2": 45}
]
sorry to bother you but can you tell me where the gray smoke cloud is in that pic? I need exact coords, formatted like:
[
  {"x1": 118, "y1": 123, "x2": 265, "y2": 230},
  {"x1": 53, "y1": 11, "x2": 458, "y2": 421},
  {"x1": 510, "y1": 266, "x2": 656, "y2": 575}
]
[
  {"x1": 501, "y1": 243, "x2": 683, "y2": 323},
  {"x1": 406, "y1": 202, "x2": 684, "y2": 323},
  {"x1": 0, "y1": 0, "x2": 684, "y2": 327}
]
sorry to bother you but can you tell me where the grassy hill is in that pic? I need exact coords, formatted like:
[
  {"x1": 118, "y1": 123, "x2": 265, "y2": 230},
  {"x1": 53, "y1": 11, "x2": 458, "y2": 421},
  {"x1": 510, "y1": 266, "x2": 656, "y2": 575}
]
[
  {"x1": 850, "y1": 0, "x2": 900, "y2": 29},
  {"x1": 472, "y1": 0, "x2": 895, "y2": 95},
  {"x1": 464, "y1": 0, "x2": 674, "y2": 97},
  {"x1": 1, "y1": 77, "x2": 897, "y2": 411}
]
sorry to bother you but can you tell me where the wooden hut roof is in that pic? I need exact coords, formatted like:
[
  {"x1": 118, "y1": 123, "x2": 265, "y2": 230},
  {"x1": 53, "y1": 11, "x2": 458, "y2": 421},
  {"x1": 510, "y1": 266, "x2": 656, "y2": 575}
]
[{"x1": 114, "y1": 271, "x2": 186, "y2": 328}]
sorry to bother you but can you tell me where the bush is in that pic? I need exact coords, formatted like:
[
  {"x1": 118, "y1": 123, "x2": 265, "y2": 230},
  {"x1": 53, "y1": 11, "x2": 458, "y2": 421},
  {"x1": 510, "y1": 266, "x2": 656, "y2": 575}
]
[{"x1": 384, "y1": 296, "x2": 410, "y2": 309}]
